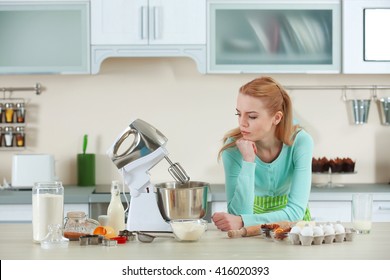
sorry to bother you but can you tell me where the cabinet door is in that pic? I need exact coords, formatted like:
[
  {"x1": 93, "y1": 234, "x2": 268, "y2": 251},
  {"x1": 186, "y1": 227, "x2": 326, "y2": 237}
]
[
  {"x1": 373, "y1": 201, "x2": 390, "y2": 222},
  {"x1": 92, "y1": 0, "x2": 206, "y2": 45},
  {"x1": 149, "y1": 0, "x2": 206, "y2": 45},
  {"x1": 0, "y1": 3, "x2": 90, "y2": 74},
  {"x1": 91, "y1": 0, "x2": 147, "y2": 45},
  {"x1": 208, "y1": 0, "x2": 341, "y2": 73},
  {"x1": 342, "y1": 0, "x2": 390, "y2": 73},
  {"x1": 309, "y1": 201, "x2": 351, "y2": 222}
]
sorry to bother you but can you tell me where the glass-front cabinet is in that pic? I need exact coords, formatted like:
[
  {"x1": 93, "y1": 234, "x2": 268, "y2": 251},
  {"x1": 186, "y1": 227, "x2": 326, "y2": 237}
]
[
  {"x1": 207, "y1": 0, "x2": 341, "y2": 73},
  {"x1": 0, "y1": 1, "x2": 90, "y2": 74}
]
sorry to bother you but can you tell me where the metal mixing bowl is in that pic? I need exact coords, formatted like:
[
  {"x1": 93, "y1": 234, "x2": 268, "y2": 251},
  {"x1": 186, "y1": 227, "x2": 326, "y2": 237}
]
[{"x1": 155, "y1": 181, "x2": 209, "y2": 221}]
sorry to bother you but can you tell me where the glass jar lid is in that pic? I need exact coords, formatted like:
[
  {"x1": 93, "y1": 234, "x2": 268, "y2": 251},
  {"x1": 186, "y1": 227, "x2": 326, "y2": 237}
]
[{"x1": 66, "y1": 211, "x2": 87, "y2": 219}]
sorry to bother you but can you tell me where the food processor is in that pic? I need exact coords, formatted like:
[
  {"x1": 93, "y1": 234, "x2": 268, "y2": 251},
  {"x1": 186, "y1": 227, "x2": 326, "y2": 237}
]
[{"x1": 107, "y1": 119, "x2": 208, "y2": 232}]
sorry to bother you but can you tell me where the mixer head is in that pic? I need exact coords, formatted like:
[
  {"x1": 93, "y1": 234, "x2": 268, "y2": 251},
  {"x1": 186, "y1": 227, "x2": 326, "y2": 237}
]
[
  {"x1": 108, "y1": 119, "x2": 168, "y2": 169},
  {"x1": 107, "y1": 118, "x2": 190, "y2": 187}
]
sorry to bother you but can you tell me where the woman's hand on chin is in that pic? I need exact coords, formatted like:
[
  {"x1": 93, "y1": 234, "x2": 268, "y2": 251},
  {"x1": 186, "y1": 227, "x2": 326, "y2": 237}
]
[{"x1": 211, "y1": 212, "x2": 244, "y2": 231}]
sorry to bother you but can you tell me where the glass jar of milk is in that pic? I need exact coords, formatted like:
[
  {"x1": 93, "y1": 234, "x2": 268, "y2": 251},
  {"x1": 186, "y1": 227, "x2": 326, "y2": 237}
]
[{"x1": 32, "y1": 182, "x2": 64, "y2": 243}]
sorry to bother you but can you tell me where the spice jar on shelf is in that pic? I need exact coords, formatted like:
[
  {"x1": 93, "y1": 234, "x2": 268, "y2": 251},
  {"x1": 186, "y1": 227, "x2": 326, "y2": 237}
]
[
  {"x1": 3, "y1": 127, "x2": 13, "y2": 147},
  {"x1": 0, "y1": 103, "x2": 3, "y2": 123},
  {"x1": 15, "y1": 126, "x2": 25, "y2": 147},
  {"x1": 16, "y1": 103, "x2": 25, "y2": 123},
  {"x1": 5, "y1": 103, "x2": 15, "y2": 123}
]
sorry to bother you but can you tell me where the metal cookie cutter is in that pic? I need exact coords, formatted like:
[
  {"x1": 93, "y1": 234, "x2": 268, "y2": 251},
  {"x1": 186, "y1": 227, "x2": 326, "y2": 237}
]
[
  {"x1": 79, "y1": 234, "x2": 103, "y2": 246},
  {"x1": 102, "y1": 239, "x2": 117, "y2": 247},
  {"x1": 119, "y1": 230, "x2": 136, "y2": 241}
]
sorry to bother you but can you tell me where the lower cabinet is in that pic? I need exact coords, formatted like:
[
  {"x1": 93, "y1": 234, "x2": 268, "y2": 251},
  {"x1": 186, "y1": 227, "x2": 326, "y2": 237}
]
[
  {"x1": 308, "y1": 201, "x2": 351, "y2": 222},
  {"x1": 373, "y1": 201, "x2": 390, "y2": 222},
  {"x1": 210, "y1": 200, "x2": 390, "y2": 223},
  {"x1": 0, "y1": 204, "x2": 89, "y2": 223}
]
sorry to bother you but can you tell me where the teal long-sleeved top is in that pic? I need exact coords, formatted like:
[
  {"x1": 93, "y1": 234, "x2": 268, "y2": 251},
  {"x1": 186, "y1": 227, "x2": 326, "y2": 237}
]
[{"x1": 221, "y1": 129, "x2": 314, "y2": 226}]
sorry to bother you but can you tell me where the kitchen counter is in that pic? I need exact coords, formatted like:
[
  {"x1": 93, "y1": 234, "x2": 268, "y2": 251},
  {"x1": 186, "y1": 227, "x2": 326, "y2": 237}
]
[
  {"x1": 1, "y1": 183, "x2": 389, "y2": 205},
  {"x1": 0, "y1": 223, "x2": 389, "y2": 260}
]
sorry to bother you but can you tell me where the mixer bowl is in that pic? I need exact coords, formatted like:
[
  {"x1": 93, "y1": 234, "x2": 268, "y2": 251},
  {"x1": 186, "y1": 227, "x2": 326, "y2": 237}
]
[{"x1": 155, "y1": 181, "x2": 209, "y2": 221}]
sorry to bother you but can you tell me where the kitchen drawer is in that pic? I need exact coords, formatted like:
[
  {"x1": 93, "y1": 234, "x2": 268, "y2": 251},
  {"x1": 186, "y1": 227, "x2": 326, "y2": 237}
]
[
  {"x1": 309, "y1": 201, "x2": 352, "y2": 222},
  {"x1": 373, "y1": 201, "x2": 390, "y2": 222},
  {"x1": 0, "y1": 204, "x2": 89, "y2": 223}
]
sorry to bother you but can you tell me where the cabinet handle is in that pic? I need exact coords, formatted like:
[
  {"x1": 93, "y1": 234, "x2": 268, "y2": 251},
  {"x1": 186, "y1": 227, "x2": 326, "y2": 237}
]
[
  {"x1": 153, "y1": 6, "x2": 160, "y2": 40},
  {"x1": 141, "y1": 6, "x2": 148, "y2": 40},
  {"x1": 378, "y1": 206, "x2": 390, "y2": 211}
]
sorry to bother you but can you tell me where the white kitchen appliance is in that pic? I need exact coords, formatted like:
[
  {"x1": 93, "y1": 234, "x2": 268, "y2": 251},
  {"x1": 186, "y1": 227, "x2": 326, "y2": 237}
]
[
  {"x1": 107, "y1": 119, "x2": 190, "y2": 232},
  {"x1": 11, "y1": 154, "x2": 56, "y2": 188}
]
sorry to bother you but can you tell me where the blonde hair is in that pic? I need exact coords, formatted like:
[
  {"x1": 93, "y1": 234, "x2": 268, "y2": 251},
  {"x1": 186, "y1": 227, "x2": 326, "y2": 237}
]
[{"x1": 218, "y1": 76, "x2": 298, "y2": 159}]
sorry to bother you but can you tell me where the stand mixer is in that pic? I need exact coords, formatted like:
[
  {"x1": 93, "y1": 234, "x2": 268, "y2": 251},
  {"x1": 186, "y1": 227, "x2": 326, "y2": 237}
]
[{"x1": 107, "y1": 119, "x2": 191, "y2": 232}]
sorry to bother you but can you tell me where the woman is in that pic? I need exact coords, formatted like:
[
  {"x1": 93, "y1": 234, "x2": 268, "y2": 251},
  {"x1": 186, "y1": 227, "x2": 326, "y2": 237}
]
[{"x1": 212, "y1": 76, "x2": 313, "y2": 231}]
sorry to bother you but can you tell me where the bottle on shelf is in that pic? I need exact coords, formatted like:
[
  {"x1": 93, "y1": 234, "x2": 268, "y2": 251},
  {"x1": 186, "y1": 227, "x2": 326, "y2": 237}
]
[
  {"x1": 15, "y1": 126, "x2": 25, "y2": 147},
  {"x1": 107, "y1": 181, "x2": 125, "y2": 235},
  {"x1": 4, "y1": 103, "x2": 14, "y2": 123}
]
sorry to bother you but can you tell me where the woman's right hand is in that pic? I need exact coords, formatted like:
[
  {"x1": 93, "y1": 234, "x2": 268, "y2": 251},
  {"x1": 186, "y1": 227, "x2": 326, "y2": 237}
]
[
  {"x1": 236, "y1": 139, "x2": 257, "y2": 162},
  {"x1": 212, "y1": 212, "x2": 244, "y2": 231}
]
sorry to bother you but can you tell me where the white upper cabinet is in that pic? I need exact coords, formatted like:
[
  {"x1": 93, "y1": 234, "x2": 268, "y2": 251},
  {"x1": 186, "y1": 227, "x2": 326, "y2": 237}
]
[
  {"x1": 343, "y1": 0, "x2": 390, "y2": 74},
  {"x1": 0, "y1": 1, "x2": 90, "y2": 74},
  {"x1": 207, "y1": 0, "x2": 341, "y2": 73},
  {"x1": 91, "y1": 0, "x2": 206, "y2": 45},
  {"x1": 90, "y1": 0, "x2": 207, "y2": 73}
]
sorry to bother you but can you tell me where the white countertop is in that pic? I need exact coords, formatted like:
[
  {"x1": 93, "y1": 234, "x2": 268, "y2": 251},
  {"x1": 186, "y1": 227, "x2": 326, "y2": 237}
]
[{"x1": 1, "y1": 223, "x2": 389, "y2": 260}]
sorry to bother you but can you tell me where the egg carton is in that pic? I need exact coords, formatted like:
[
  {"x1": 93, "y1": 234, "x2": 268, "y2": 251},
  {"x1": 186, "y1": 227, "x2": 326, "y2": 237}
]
[
  {"x1": 269, "y1": 222, "x2": 357, "y2": 246},
  {"x1": 289, "y1": 228, "x2": 356, "y2": 246}
]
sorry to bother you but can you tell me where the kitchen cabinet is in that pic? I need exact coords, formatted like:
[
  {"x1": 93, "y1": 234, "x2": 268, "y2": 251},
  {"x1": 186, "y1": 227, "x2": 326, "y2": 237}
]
[
  {"x1": 90, "y1": 0, "x2": 207, "y2": 73},
  {"x1": 0, "y1": 204, "x2": 89, "y2": 223},
  {"x1": 0, "y1": 1, "x2": 90, "y2": 74},
  {"x1": 309, "y1": 201, "x2": 351, "y2": 222},
  {"x1": 207, "y1": 0, "x2": 341, "y2": 73},
  {"x1": 209, "y1": 184, "x2": 390, "y2": 222},
  {"x1": 373, "y1": 201, "x2": 390, "y2": 222},
  {"x1": 342, "y1": 0, "x2": 390, "y2": 73}
]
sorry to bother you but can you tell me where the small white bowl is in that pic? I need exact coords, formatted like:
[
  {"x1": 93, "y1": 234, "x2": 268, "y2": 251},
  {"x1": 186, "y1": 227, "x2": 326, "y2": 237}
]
[{"x1": 170, "y1": 219, "x2": 207, "y2": 242}]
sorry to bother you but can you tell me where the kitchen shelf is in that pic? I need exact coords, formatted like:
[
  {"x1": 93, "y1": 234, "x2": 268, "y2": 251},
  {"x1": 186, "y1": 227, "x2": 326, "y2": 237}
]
[{"x1": 313, "y1": 170, "x2": 357, "y2": 188}]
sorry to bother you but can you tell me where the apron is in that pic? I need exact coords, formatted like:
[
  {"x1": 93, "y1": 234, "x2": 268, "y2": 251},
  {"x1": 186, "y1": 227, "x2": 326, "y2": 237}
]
[{"x1": 253, "y1": 194, "x2": 311, "y2": 221}]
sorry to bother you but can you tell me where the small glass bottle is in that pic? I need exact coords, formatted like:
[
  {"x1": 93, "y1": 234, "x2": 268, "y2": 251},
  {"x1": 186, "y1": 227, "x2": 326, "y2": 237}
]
[
  {"x1": 63, "y1": 211, "x2": 99, "y2": 241},
  {"x1": 4, "y1": 126, "x2": 13, "y2": 147},
  {"x1": 15, "y1": 126, "x2": 25, "y2": 147},
  {"x1": 0, "y1": 127, "x2": 3, "y2": 147},
  {"x1": 16, "y1": 102, "x2": 26, "y2": 123},
  {"x1": 5, "y1": 103, "x2": 14, "y2": 123},
  {"x1": 107, "y1": 181, "x2": 126, "y2": 235}
]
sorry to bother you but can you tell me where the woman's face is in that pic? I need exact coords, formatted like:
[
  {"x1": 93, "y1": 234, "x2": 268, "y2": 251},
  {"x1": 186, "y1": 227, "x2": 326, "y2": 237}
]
[{"x1": 236, "y1": 93, "x2": 278, "y2": 142}]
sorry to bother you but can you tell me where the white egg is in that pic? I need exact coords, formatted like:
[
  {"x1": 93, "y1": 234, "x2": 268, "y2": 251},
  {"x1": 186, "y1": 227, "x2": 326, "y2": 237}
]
[
  {"x1": 334, "y1": 223, "x2": 345, "y2": 234},
  {"x1": 323, "y1": 224, "x2": 335, "y2": 235},
  {"x1": 313, "y1": 226, "x2": 324, "y2": 236},
  {"x1": 290, "y1": 226, "x2": 301, "y2": 234},
  {"x1": 300, "y1": 225, "x2": 314, "y2": 236}
]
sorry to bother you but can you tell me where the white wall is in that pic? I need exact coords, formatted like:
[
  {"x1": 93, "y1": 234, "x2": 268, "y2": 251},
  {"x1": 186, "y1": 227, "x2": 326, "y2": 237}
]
[{"x1": 1, "y1": 57, "x2": 389, "y2": 186}]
